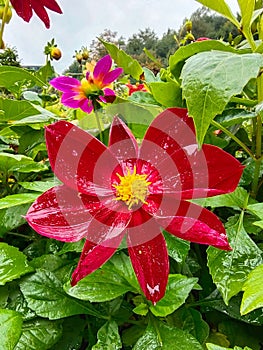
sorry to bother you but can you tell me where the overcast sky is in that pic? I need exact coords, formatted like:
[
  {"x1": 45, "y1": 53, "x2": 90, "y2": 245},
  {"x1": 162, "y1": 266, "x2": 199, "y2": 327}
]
[{"x1": 5, "y1": 0, "x2": 239, "y2": 73}]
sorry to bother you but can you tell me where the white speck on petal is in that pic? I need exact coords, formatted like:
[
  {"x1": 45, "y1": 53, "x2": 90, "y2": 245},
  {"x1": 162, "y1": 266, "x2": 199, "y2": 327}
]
[{"x1": 146, "y1": 283, "x2": 160, "y2": 296}]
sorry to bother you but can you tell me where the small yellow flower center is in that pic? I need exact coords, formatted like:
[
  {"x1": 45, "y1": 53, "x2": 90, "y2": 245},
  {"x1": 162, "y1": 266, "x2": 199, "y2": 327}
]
[{"x1": 113, "y1": 166, "x2": 151, "y2": 210}]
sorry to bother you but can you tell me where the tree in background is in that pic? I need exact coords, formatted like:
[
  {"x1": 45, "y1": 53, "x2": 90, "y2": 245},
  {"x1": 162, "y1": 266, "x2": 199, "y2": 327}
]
[{"x1": 0, "y1": 46, "x2": 21, "y2": 66}]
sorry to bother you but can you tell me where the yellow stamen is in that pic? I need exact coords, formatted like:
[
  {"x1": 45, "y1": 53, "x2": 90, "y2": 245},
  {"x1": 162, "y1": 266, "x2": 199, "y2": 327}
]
[{"x1": 113, "y1": 166, "x2": 151, "y2": 210}]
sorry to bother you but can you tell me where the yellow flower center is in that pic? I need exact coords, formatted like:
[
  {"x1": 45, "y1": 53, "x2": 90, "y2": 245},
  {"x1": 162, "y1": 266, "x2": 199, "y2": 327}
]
[{"x1": 113, "y1": 166, "x2": 151, "y2": 210}]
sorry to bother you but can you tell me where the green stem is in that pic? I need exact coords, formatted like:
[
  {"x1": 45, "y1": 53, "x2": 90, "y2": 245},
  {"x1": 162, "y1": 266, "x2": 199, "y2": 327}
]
[
  {"x1": 211, "y1": 120, "x2": 254, "y2": 159},
  {"x1": 0, "y1": 0, "x2": 10, "y2": 47},
  {"x1": 251, "y1": 74, "x2": 263, "y2": 197},
  {"x1": 94, "y1": 109, "x2": 104, "y2": 143}
]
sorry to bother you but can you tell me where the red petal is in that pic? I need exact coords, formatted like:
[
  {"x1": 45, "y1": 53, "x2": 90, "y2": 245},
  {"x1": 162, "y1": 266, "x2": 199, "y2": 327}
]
[
  {"x1": 10, "y1": 0, "x2": 32, "y2": 22},
  {"x1": 30, "y1": 0, "x2": 50, "y2": 28},
  {"x1": 140, "y1": 108, "x2": 243, "y2": 198},
  {"x1": 109, "y1": 117, "x2": 139, "y2": 162},
  {"x1": 40, "y1": 0, "x2": 62, "y2": 13},
  {"x1": 127, "y1": 231, "x2": 169, "y2": 304},
  {"x1": 26, "y1": 185, "x2": 97, "y2": 242},
  {"x1": 156, "y1": 200, "x2": 231, "y2": 250},
  {"x1": 71, "y1": 233, "x2": 124, "y2": 285},
  {"x1": 45, "y1": 121, "x2": 120, "y2": 196}
]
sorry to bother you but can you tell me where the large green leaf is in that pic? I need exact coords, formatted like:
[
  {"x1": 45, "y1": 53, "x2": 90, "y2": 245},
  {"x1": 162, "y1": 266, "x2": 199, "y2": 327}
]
[
  {"x1": 0, "y1": 98, "x2": 40, "y2": 122},
  {"x1": 246, "y1": 203, "x2": 263, "y2": 219},
  {"x1": 101, "y1": 40, "x2": 143, "y2": 80},
  {"x1": 195, "y1": 0, "x2": 240, "y2": 27},
  {"x1": 181, "y1": 51, "x2": 263, "y2": 145},
  {"x1": 149, "y1": 82, "x2": 182, "y2": 107},
  {"x1": 92, "y1": 321, "x2": 122, "y2": 350},
  {"x1": 169, "y1": 40, "x2": 239, "y2": 79},
  {"x1": 65, "y1": 252, "x2": 139, "y2": 302},
  {"x1": 241, "y1": 264, "x2": 263, "y2": 315},
  {"x1": 19, "y1": 180, "x2": 57, "y2": 193},
  {"x1": 19, "y1": 269, "x2": 103, "y2": 319},
  {"x1": 15, "y1": 319, "x2": 62, "y2": 350},
  {"x1": 0, "y1": 66, "x2": 46, "y2": 89},
  {"x1": 0, "y1": 243, "x2": 33, "y2": 285},
  {"x1": 149, "y1": 274, "x2": 197, "y2": 317},
  {"x1": 0, "y1": 309, "x2": 23, "y2": 350},
  {"x1": 207, "y1": 215, "x2": 263, "y2": 304},
  {"x1": 133, "y1": 319, "x2": 203, "y2": 350}
]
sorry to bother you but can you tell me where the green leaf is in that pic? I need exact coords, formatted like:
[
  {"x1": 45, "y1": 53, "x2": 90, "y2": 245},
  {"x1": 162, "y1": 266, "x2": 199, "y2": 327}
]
[
  {"x1": 0, "y1": 153, "x2": 48, "y2": 175},
  {"x1": 128, "y1": 91, "x2": 159, "y2": 106},
  {"x1": 181, "y1": 51, "x2": 263, "y2": 145},
  {"x1": 195, "y1": 0, "x2": 240, "y2": 27},
  {"x1": 169, "y1": 307, "x2": 209, "y2": 345},
  {"x1": 150, "y1": 274, "x2": 198, "y2": 317},
  {"x1": 101, "y1": 40, "x2": 143, "y2": 79},
  {"x1": 169, "y1": 40, "x2": 239, "y2": 79},
  {"x1": 206, "y1": 345, "x2": 253, "y2": 350},
  {"x1": 0, "y1": 204, "x2": 29, "y2": 236},
  {"x1": 0, "y1": 193, "x2": 40, "y2": 210},
  {"x1": 65, "y1": 252, "x2": 139, "y2": 302},
  {"x1": 0, "y1": 309, "x2": 23, "y2": 350},
  {"x1": 133, "y1": 303, "x2": 149, "y2": 316},
  {"x1": 133, "y1": 319, "x2": 203, "y2": 350},
  {"x1": 49, "y1": 316, "x2": 86, "y2": 350},
  {"x1": 192, "y1": 187, "x2": 249, "y2": 209},
  {"x1": 207, "y1": 215, "x2": 263, "y2": 304},
  {"x1": 163, "y1": 232, "x2": 190, "y2": 263},
  {"x1": 149, "y1": 81, "x2": 182, "y2": 107},
  {"x1": 0, "y1": 243, "x2": 33, "y2": 285},
  {"x1": 92, "y1": 321, "x2": 122, "y2": 350},
  {"x1": 15, "y1": 318, "x2": 62, "y2": 350},
  {"x1": 215, "y1": 109, "x2": 256, "y2": 127},
  {"x1": 0, "y1": 98, "x2": 40, "y2": 122},
  {"x1": 241, "y1": 264, "x2": 263, "y2": 314},
  {"x1": 0, "y1": 66, "x2": 45, "y2": 90},
  {"x1": 19, "y1": 180, "x2": 57, "y2": 193},
  {"x1": 238, "y1": 0, "x2": 256, "y2": 49},
  {"x1": 247, "y1": 203, "x2": 263, "y2": 219},
  {"x1": 19, "y1": 269, "x2": 102, "y2": 319}
]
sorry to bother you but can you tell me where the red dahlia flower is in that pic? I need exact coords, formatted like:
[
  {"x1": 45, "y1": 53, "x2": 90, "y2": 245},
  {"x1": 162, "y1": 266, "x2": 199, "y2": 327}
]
[
  {"x1": 10, "y1": 0, "x2": 62, "y2": 28},
  {"x1": 50, "y1": 55, "x2": 123, "y2": 114},
  {"x1": 26, "y1": 108, "x2": 243, "y2": 303}
]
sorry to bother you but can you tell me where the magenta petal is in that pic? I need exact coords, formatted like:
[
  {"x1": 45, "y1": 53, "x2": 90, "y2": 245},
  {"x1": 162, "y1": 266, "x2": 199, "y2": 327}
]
[
  {"x1": 26, "y1": 185, "x2": 98, "y2": 242},
  {"x1": 61, "y1": 92, "x2": 82, "y2": 109},
  {"x1": 50, "y1": 76, "x2": 80, "y2": 93},
  {"x1": 109, "y1": 117, "x2": 139, "y2": 162},
  {"x1": 102, "y1": 68, "x2": 123, "y2": 85},
  {"x1": 93, "y1": 55, "x2": 112, "y2": 81},
  {"x1": 78, "y1": 98, "x2": 94, "y2": 114},
  {"x1": 45, "y1": 121, "x2": 120, "y2": 196},
  {"x1": 71, "y1": 238, "x2": 120, "y2": 285},
  {"x1": 157, "y1": 200, "x2": 231, "y2": 250},
  {"x1": 127, "y1": 232, "x2": 169, "y2": 304}
]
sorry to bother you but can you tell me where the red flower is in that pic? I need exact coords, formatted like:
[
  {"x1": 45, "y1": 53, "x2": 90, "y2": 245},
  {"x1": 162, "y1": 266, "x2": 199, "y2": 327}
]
[
  {"x1": 26, "y1": 108, "x2": 243, "y2": 303},
  {"x1": 10, "y1": 0, "x2": 62, "y2": 28},
  {"x1": 126, "y1": 82, "x2": 148, "y2": 96}
]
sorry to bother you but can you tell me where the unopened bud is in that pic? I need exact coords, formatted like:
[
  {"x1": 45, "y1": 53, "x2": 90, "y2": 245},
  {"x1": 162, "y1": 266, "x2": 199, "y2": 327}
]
[
  {"x1": 51, "y1": 47, "x2": 62, "y2": 60},
  {"x1": 185, "y1": 20, "x2": 192, "y2": 32}
]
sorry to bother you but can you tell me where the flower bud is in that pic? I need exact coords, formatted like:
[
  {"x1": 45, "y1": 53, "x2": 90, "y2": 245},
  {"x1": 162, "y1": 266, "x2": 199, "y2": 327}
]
[
  {"x1": 81, "y1": 47, "x2": 89, "y2": 60},
  {"x1": 185, "y1": 20, "x2": 192, "y2": 32},
  {"x1": 0, "y1": 5, "x2": 12, "y2": 24},
  {"x1": 51, "y1": 47, "x2": 62, "y2": 60}
]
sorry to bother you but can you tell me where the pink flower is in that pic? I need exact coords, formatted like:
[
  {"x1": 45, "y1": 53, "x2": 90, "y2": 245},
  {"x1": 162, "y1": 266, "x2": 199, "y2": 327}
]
[
  {"x1": 10, "y1": 0, "x2": 62, "y2": 28},
  {"x1": 50, "y1": 55, "x2": 123, "y2": 114},
  {"x1": 26, "y1": 108, "x2": 243, "y2": 304}
]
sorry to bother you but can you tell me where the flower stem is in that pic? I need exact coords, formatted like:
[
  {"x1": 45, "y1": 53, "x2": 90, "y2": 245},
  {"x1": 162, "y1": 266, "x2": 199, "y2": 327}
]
[
  {"x1": 94, "y1": 109, "x2": 104, "y2": 143},
  {"x1": 0, "y1": 0, "x2": 10, "y2": 47},
  {"x1": 251, "y1": 74, "x2": 263, "y2": 197},
  {"x1": 211, "y1": 120, "x2": 254, "y2": 159}
]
